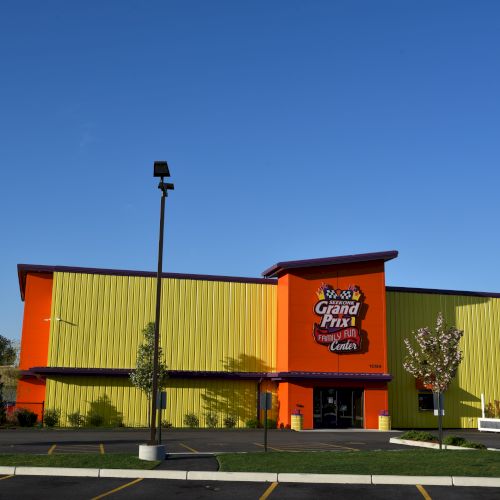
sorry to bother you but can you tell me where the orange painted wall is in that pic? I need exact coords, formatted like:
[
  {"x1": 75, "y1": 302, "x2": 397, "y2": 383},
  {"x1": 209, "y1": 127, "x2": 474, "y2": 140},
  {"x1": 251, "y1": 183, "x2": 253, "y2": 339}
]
[
  {"x1": 278, "y1": 381, "x2": 388, "y2": 429},
  {"x1": 277, "y1": 261, "x2": 388, "y2": 373},
  {"x1": 275, "y1": 260, "x2": 389, "y2": 428},
  {"x1": 17, "y1": 273, "x2": 53, "y2": 407}
]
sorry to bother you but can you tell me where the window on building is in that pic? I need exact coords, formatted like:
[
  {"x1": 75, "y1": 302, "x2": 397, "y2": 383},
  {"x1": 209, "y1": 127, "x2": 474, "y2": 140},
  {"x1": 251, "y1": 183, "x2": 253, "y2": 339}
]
[{"x1": 418, "y1": 391, "x2": 434, "y2": 411}]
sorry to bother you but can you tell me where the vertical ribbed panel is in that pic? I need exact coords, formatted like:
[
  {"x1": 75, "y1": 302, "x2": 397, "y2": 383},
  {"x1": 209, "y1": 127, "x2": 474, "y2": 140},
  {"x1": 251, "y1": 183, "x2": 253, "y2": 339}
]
[
  {"x1": 387, "y1": 291, "x2": 500, "y2": 428},
  {"x1": 48, "y1": 273, "x2": 277, "y2": 372},
  {"x1": 45, "y1": 376, "x2": 272, "y2": 428}
]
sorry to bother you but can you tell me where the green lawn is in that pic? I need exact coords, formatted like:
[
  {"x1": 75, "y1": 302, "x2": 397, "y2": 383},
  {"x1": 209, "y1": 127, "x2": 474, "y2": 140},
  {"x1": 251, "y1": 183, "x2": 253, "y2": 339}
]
[
  {"x1": 0, "y1": 453, "x2": 159, "y2": 469},
  {"x1": 218, "y1": 450, "x2": 500, "y2": 477}
]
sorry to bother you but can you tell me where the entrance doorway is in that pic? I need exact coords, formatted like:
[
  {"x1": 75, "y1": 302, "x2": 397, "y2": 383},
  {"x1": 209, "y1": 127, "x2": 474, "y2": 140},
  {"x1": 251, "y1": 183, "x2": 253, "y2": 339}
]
[{"x1": 313, "y1": 388, "x2": 364, "y2": 428}]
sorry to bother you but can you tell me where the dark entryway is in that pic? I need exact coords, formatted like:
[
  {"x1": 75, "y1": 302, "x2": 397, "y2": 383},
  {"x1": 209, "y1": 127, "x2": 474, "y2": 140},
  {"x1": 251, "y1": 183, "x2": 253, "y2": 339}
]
[{"x1": 313, "y1": 388, "x2": 364, "y2": 428}]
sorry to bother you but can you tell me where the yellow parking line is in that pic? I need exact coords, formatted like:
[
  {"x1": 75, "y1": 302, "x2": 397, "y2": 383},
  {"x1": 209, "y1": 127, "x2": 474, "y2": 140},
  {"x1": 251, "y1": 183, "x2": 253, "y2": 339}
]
[
  {"x1": 320, "y1": 442, "x2": 359, "y2": 451},
  {"x1": 0, "y1": 475, "x2": 14, "y2": 481},
  {"x1": 416, "y1": 484, "x2": 432, "y2": 500},
  {"x1": 91, "y1": 478, "x2": 144, "y2": 500},
  {"x1": 100, "y1": 444, "x2": 105, "y2": 455},
  {"x1": 259, "y1": 482, "x2": 278, "y2": 500},
  {"x1": 47, "y1": 444, "x2": 56, "y2": 455},
  {"x1": 253, "y1": 442, "x2": 284, "y2": 452},
  {"x1": 179, "y1": 442, "x2": 198, "y2": 453}
]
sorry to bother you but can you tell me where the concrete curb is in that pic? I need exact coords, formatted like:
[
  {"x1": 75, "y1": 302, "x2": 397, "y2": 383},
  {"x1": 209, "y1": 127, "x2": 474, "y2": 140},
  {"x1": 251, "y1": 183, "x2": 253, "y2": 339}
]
[
  {"x1": 372, "y1": 475, "x2": 452, "y2": 486},
  {"x1": 3, "y1": 467, "x2": 500, "y2": 487},
  {"x1": 187, "y1": 471, "x2": 278, "y2": 482},
  {"x1": 389, "y1": 438, "x2": 475, "y2": 450},
  {"x1": 278, "y1": 473, "x2": 371, "y2": 484}
]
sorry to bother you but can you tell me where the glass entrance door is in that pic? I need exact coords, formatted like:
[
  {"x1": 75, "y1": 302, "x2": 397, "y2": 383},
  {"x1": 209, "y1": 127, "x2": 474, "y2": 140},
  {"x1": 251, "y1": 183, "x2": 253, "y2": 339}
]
[{"x1": 313, "y1": 388, "x2": 364, "y2": 428}]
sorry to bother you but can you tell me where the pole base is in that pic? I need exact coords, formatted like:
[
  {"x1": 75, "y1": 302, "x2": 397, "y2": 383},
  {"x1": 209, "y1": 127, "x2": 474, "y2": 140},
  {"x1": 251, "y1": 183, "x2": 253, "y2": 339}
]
[{"x1": 139, "y1": 444, "x2": 166, "y2": 461}]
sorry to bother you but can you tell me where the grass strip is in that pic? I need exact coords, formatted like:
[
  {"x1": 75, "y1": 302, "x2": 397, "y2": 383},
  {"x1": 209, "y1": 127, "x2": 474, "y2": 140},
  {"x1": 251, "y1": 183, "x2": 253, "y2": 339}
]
[
  {"x1": 218, "y1": 449, "x2": 500, "y2": 477},
  {"x1": 0, "y1": 453, "x2": 159, "y2": 469}
]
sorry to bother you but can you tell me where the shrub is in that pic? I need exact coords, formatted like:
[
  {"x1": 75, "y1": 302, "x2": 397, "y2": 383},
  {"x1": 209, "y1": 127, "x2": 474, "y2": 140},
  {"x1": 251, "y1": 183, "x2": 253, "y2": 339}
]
[
  {"x1": 15, "y1": 408, "x2": 38, "y2": 427},
  {"x1": 184, "y1": 413, "x2": 199, "y2": 428},
  {"x1": 245, "y1": 418, "x2": 260, "y2": 429},
  {"x1": 67, "y1": 412, "x2": 85, "y2": 428},
  {"x1": 444, "y1": 436, "x2": 467, "y2": 447},
  {"x1": 462, "y1": 441, "x2": 487, "y2": 449},
  {"x1": 205, "y1": 413, "x2": 218, "y2": 429},
  {"x1": 265, "y1": 418, "x2": 277, "y2": 429},
  {"x1": 223, "y1": 415, "x2": 237, "y2": 429},
  {"x1": 86, "y1": 413, "x2": 104, "y2": 427},
  {"x1": 43, "y1": 409, "x2": 60, "y2": 428},
  {"x1": 161, "y1": 420, "x2": 173, "y2": 428},
  {"x1": 400, "y1": 430, "x2": 437, "y2": 442}
]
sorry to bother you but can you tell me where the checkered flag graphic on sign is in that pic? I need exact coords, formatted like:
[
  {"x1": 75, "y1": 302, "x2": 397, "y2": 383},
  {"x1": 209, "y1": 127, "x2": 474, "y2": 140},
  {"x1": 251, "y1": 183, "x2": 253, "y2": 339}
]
[
  {"x1": 340, "y1": 290, "x2": 352, "y2": 300},
  {"x1": 325, "y1": 289, "x2": 337, "y2": 299}
]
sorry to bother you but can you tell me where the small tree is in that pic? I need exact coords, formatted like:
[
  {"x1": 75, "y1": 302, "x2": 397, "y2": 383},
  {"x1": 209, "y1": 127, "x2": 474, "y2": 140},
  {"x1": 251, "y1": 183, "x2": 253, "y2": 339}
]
[
  {"x1": 403, "y1": 312, "x2": 463, "y2": 449},
  {"x1": 0, "y1": 335, "x2": 17, "y2": 366},
  {"x1": 129, "y1": 323, "x2": 168, "y2": 424}
]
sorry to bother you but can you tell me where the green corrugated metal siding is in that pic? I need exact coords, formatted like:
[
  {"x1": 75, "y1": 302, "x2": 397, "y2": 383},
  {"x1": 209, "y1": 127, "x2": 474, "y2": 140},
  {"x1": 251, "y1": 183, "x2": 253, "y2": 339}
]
[
  {"x1": 45, "y1": 376, "x2": 278, "y2": 427},
  {"x1": 387, "y1": 290, "x2": 500, "y2": 428},
  {"x1": 48, "y1": 272, "x2": 277, "y2": 372}
]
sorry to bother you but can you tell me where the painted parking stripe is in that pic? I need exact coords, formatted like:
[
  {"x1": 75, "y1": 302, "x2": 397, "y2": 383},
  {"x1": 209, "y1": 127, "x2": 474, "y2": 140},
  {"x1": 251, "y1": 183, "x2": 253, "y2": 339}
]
[
  {"x1": 47, "y1": 444, "x2": 56, "y2": 455},
  {"x1": 0, "y1": 475, "x2": 14, "y2": 481},
  {"x1": 319, "y1": 442, "x2": 359, "y2": 451},
  {"x1": 91, "y1": 478, "x2": 144, "y2": 500},
  {"x1": 416, "y1": 484, "x2": 432, "y2": 500},
  {"x1": 179, "y1": 443, "x2": 198, "y2": 453},
  {"x1": 259, "y1": 481, "x2": 278, "y2": 500},
  {"x1": 253, "y1": 443, "x2": 284, "y2": 452}
]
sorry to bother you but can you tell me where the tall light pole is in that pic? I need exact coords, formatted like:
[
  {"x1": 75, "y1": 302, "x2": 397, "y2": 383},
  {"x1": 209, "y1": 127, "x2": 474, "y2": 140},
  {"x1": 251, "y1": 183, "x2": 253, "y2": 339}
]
[{"x1": 150, "y1": 161, "x2": 174, "y2": 445}]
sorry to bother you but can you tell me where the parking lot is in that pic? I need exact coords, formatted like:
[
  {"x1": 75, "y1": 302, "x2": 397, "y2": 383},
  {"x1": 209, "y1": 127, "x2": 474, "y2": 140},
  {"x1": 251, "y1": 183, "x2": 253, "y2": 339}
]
[{"x1": 2, "y1": 429, "x2": 500, "y2": 498}]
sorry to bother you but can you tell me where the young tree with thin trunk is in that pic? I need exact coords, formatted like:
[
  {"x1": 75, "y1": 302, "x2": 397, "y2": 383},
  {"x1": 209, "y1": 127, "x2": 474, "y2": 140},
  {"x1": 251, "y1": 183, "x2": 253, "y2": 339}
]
[
  {"x1": 130, "y1": 323, "x2": 168, "y2": 425},
  {"x1": 403, "y1": 312, "x2": 464, "y2": 449}
]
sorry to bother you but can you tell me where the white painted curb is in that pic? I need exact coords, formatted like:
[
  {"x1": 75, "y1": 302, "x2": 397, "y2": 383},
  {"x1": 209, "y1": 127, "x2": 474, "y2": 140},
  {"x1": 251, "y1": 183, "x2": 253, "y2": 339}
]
[
  {"x1": 278, "y1": 473, "x2": 371, "y2": 484},
  {"x1": 15, "y1": 466, "x2": 99, "y2": 477},
  {"x1": 452, "y1": 476, "x2": 500, "y2": 488},
  {"x1": 372, "y1": 475, "x2": 452, "y2": 486},
  {"x1": 389, "y1": 438, "x2": 476, "y2": 450},
  {"x1": 100, "y1": 468, "x2": 187, "y2": 480},
  {"x1": 5, "y1": 467, "x2": 500, "y2": 487},
  {"x1": 187, "y1": 471, "x2": 278, "y2": 482}
]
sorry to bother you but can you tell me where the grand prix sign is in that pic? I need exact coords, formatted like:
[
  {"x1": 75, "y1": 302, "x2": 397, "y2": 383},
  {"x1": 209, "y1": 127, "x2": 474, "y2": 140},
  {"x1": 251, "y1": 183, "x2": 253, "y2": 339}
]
[{"x1": 313, "y1": 284, "x2": 364, "y2": 353}]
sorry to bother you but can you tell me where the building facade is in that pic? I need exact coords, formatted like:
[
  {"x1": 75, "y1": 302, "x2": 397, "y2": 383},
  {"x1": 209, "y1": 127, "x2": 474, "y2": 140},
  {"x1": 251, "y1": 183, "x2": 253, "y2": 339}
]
[{"x1": 16, "y1": 251, "x2": 500, "y2": 429}]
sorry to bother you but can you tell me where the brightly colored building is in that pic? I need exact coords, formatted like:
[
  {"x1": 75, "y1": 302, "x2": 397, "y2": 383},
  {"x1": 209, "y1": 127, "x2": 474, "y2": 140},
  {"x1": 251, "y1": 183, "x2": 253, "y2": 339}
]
[{"x1": 16, "y1": 251, "x2": 500, "y2": 429}]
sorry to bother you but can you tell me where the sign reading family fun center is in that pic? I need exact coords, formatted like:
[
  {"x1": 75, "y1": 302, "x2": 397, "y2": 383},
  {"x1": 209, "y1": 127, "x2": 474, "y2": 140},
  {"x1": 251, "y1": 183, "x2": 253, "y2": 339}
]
[{"x1": 313, "y1": 284, "x2": 364, "y2": 353}]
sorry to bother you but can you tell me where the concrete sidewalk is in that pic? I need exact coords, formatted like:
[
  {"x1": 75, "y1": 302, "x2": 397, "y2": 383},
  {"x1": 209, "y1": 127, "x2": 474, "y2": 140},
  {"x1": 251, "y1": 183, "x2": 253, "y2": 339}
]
[{"x1": 1, "y1": 465, "x2": 500, "y2": 488}]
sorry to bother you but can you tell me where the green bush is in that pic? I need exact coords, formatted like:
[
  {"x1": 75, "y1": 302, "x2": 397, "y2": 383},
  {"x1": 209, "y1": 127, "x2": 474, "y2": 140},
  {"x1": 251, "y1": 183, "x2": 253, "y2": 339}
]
[
  {"x1": 444, "y1": 436, "x2": 467, "y2": 447},
  {"x1": 400, "y1": 430, "x2": 437, "y2": 442},
  {"x1": 43, "y1": 409, "x2": 60, "y2": 428},
  {"x1": 462, "y1": 441, "x2": 487, "y2": 449},
  {"x1": 161, "y1": 420, "x2": 173, "y2": 428},
  {"x1": 15, "y1": 408, "x2": 38, "y2": 427},
  {"x1": 205, "y1": 413, "x2": 218, "y2": 429},
  {"x1": 67, "y1": 412, "x2": 85, "y2": 428},
  {"x1": 245, "y1": 418, "x2": 260, "y2": 428},
  {"x1": 86, "y1": 413, "x2": 104, "y2": 427},
  {"x1": 224, "y1": 415, "x2": 237, "y2": 428},
  {"x1": 265, "y1": 418, "x2": 277, "y2": 429},
  {"x1": 184, "y1": 413, "x2": 199, "y2": 428}
]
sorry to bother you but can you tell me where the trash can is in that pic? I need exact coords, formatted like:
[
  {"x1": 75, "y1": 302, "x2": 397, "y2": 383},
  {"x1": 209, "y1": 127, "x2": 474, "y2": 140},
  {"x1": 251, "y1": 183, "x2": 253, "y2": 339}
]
[
  {"x1": 378, "y1": 415, "x2": 391, "y2": 431},
  {"x1": 291, "y1": 414, "x2": 303, "y2": 431}
]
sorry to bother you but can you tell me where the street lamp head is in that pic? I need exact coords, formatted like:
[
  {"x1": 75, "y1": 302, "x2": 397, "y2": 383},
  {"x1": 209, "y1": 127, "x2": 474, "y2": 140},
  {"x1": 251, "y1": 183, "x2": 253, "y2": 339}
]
[{"x1": 153, "y1": 161, "x2": 170, "y2": 178}]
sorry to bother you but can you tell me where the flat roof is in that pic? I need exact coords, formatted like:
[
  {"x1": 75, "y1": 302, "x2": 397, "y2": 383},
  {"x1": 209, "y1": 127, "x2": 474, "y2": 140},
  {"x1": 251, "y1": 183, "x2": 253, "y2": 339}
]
[
  {"x1": 17, "y1": 263, "x2": 277, "y2": 301},
  {"x1": 261, "y1": 250, "x2": 399, "y2": 278}
]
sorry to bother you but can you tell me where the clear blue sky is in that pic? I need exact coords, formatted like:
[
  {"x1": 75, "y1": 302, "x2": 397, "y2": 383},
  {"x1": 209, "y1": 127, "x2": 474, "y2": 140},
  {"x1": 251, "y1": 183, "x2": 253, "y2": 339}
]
[{"x1": 1, "y1": 1, "x2": 499, "y2": 341}]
